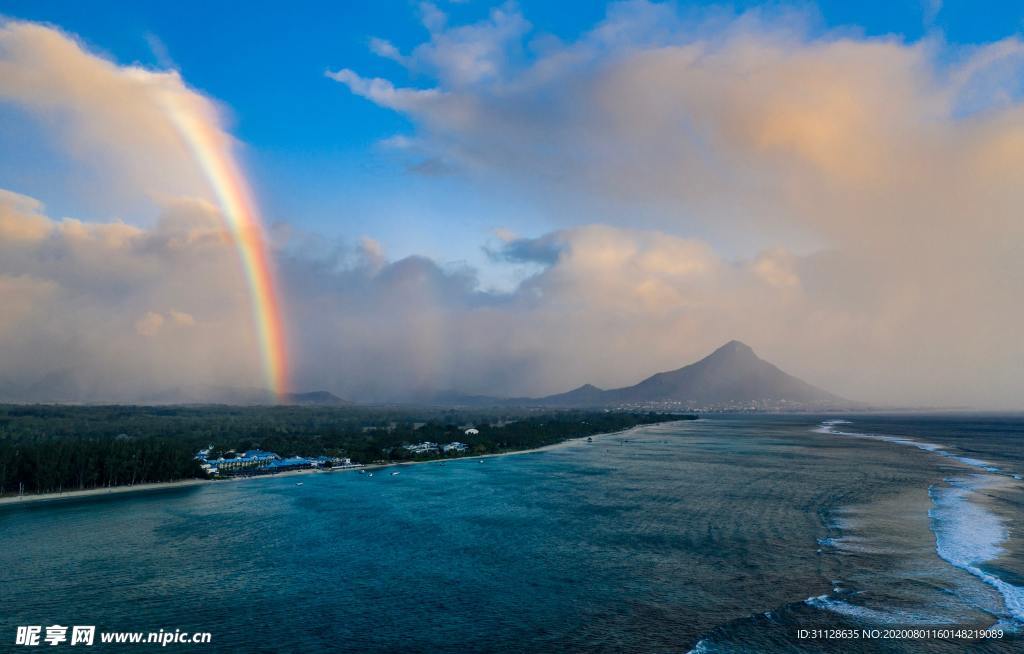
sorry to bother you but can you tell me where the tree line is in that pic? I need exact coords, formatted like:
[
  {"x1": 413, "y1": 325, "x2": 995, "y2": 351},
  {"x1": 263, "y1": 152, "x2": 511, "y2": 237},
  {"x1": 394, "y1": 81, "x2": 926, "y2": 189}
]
[{"x1": 0, "y1": 405, "x2": 695, "y2": 496}]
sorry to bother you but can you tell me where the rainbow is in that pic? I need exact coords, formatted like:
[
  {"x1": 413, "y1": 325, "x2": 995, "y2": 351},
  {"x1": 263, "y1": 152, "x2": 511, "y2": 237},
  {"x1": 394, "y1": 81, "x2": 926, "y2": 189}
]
[{"x1": 159, "y1": 91, "x2": 289, "y2": 399}]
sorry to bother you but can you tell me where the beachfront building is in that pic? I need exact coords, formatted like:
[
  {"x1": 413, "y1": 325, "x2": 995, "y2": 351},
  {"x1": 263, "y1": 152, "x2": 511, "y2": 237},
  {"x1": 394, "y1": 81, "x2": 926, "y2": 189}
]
[
  {"x1": 241, "y1": 449, "x2": 278, "y2": 461},
  {"x1": 195, "y1": 448, "x2": 280, "y2": 475},
  {"x1": 195, "y1": 447, "x2": 366, "y2": 477},
  {"x1": 443, "y1": 442, "x2": 469, "y2": 453},
  {"x1": 315, "y1": 455, "x2": 361, "y2": 469},
  {"x1": 263, "y1": 457, "x2": 315, "y2": 473},
  {"x1": 404, "y1": 442, "x2": 439, "y2": 455}
]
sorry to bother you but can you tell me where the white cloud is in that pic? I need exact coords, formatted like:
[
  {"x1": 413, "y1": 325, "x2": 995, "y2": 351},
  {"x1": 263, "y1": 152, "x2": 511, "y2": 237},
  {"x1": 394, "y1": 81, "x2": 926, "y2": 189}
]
[
  {"x1": 0, "y1": 191, "x2": 260, "y2": 401},
  {"x1": 0, "y1": 19, "x2": 237, "y2": 212},
  {"x1": 2, "y1": 182, "x2": 1022, "y2": 407},
  {"x1": 325, "y1": 68, "x2": 443, "y2": 112},
  {"x1": 169, "y1": 310, "x2": 196, "y2": 327},
  {"x1": 135, "y1": 312, "x2": 165, "y2": 337}
]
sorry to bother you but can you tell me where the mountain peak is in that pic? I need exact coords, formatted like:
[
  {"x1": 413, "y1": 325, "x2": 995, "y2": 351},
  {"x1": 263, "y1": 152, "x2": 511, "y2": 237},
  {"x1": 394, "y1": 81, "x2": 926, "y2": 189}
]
[
  {"x1": 535, "y1": 339, "x2": 846, "y2": 408},
  {"x1": 710, "y1": 340, "x2": 756, "y2": 357}
]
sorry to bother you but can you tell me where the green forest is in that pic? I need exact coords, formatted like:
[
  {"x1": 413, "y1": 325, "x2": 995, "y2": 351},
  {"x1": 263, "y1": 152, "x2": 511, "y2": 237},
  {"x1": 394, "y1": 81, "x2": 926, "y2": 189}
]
[{"x1": 0, "y1": 405, "x2": 695, "y2": 496}]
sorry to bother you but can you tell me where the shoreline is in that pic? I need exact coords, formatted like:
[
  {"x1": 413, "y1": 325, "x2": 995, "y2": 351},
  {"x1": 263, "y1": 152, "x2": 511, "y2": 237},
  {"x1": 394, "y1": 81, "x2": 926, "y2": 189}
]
[
  {"x1": 0, "y1": 426, "x2": 641, "y2": 508},
  {"x1": 0, "y1": 478, "x2": 212, "y2": 506}
]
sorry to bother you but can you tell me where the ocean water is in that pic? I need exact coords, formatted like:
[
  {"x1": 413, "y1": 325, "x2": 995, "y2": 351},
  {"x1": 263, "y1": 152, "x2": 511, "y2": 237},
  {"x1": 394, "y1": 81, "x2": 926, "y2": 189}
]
[{"x1": 2, "y1": 414, "x2": 1023, "y2": 653}]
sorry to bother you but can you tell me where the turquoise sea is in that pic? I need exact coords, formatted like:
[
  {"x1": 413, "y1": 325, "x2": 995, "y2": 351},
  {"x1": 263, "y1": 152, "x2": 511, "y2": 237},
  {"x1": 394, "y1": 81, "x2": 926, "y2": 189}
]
[{"x1": 2, "y1": 414, "x2": 1023, "y2": 653}]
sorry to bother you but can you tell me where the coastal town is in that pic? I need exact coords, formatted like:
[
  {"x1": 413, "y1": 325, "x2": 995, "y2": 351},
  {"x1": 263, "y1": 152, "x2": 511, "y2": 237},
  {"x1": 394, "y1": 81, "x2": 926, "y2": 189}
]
[{"x1": 195, "y1": 437, "x2": 472, "y2": 477}]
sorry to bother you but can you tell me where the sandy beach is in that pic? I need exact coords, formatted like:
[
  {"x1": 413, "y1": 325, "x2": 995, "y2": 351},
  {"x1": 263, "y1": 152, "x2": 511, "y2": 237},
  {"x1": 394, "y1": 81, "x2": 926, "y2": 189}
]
[
  {"x1": 0, "y1": 478, "x2": 213, "y2": 506},
  {"x1": 0, "y1": 430, "x2": 615, "y2": 508}
]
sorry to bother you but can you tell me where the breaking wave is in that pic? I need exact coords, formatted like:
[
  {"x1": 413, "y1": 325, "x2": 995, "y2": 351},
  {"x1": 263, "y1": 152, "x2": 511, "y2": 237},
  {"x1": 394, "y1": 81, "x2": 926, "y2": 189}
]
[{"x1": 815, "y1": 419, "x2": 1024, "y2": 628}]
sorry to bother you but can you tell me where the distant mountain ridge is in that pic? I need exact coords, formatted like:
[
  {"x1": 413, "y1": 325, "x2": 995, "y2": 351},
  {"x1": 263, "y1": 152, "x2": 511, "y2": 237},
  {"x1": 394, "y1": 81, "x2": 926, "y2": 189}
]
[
  {"x1": 0, "y1": 341, "x2": 844, "y2": 409},
  {"x1": 0, "y1": 377, "x2": 351, "y2": 406},
  {"x1": 534, "y1": 340, "x2": 846, "y2": 408},
  {"x1": 282, "y1": 390, "x2": 350, "y2": 406}
]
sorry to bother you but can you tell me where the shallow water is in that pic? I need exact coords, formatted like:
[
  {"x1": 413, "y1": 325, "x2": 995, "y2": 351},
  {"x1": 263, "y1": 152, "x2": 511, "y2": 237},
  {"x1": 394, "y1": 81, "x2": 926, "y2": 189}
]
[{"x1": 2, "y1": 414, "x2": 1022, "y2": 652}]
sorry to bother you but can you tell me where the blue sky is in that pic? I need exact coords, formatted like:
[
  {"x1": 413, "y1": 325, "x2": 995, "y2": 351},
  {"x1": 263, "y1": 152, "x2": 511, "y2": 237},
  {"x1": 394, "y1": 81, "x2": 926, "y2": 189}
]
[{"x1": 2, "y1": 0, "x2": 1022, "y2": 278}]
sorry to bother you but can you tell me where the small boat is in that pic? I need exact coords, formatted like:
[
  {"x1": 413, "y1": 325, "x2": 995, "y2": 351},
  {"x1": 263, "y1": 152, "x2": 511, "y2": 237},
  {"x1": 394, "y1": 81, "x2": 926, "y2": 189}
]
[
  {"x1": 586, "y1": 437, "x2": 593, "y2": 443},
  {"x1": 295, "y1": 482, "x2": 303, "y2": 486},
  {"x1": 391, "y1": 471, "x2": 400, "y2": 476},
  {"x1": 368, "y1": 472, "x2": 374, "y2": 477},
  {"x1": 359, "y1": 469, "x2": 366, "y2": 474}
]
